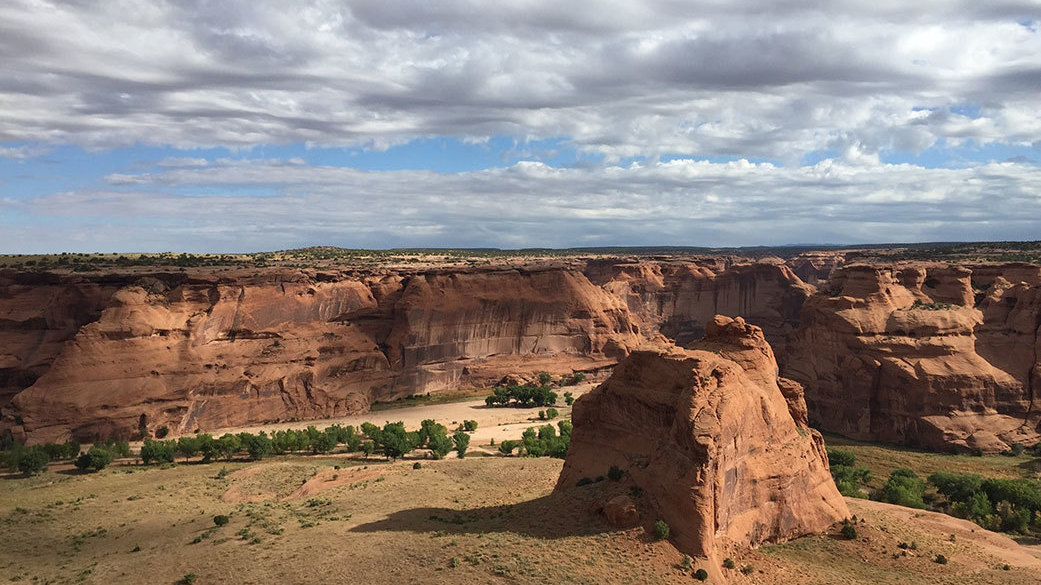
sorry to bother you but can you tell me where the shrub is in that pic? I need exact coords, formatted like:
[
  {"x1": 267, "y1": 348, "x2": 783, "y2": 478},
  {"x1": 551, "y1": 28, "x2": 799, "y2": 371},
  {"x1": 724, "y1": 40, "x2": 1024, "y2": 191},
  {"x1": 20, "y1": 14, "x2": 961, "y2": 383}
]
[
  {"x1": 413, "y1": 462, "x2": 422, "y2": 470},
  {"x1": 140, "y1": 439, "x2": 175, "y2": 465},
  {"x1": 564, "y1": 392, "x2": 574, "y2": 406},
  {"x1": 934, "y1": 554, "x2": 948, "y2": 565},
  {"x1": 155, "y1": 426, "x2": 169, "y2": 439},
  {"x1": 694, "y1": 568, "x2": 708, "y2": 581},
  {"x1": 876, "y1": 468, "x2": 927, "y2": 509},
  {"x1": 427, "y1": 426, "x2": 453, "y2": 460},
  {"x1": 17, "y1": 448, "x2": 49, "y2": 475},
  {"x1": 75, "y1": 447, "x2": 113, "y2": 472},
  {"x1": 841, "y1": 518, "x2": 857, "y2": 539},
  {"x1": 680, "y1": 554, "x2": 691, "y2": 571},
  {"x1": 827, "y1": 448, "x2": 857, "y2": 467},
  {"x1": 452, "y1": 430, "x2": 470, "y2": 458},
  {"x1": 929, "y1": 472, "x2": 984, "y2": 502},
  {"x1": 213, "y1": 515, "x2": 230, "y2": 526},
  {"x1": 378, "y1": 422, "x2": 414, "y2": 460},
  {"x1": 980, "y1": 478, "x2": 1041, "y2": 513},
  {"x1": 179, "y1": 573, "x2": 197, "y2": 585},
  {"x1": 498, "y1": 440, "x2": 517, "y2": 455},
  {"x1": 608, "y1": 465, "x2": 624, "y2": 481},
  {"x1": 538, "y1": 410, "x2": 546, "y2": 420},
  {"x1": 538, "y1": 372, "x2": 552, "y2": 386},
  {"x1": 741, "y1": 565, "x2": 755, "y2": 575},
  {"x1": 462, "y1": 420, "x2": 478, "y2": 432},
  {"x1": 652, "y1": 520, "x2": 670, "y2": 540},
  {"x1": 576, "y1": 477, "x2": 593, "y2": 487},
  {"x1": 723, "y1": 558, "x2": 736, "y2": 570},
  {"x1": 545, "y1": 408, "x2": 558, "y2": 419}
]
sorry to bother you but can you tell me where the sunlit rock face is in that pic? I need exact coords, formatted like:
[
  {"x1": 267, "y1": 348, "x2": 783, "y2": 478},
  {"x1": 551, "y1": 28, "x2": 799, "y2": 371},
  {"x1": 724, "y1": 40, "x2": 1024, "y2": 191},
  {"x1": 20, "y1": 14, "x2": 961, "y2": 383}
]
[
  {"x1": 786, "y1": 264, "x2": 1041, "y2": 452},
  {"x1": 557, "y1": 316, "x2": 848, "y2": 562}
]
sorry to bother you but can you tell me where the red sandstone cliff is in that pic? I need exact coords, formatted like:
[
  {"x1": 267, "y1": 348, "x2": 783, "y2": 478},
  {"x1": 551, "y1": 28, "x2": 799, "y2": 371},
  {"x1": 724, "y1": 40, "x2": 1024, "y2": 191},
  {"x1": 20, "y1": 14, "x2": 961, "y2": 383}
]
[
  {"x1": 556, "y1": 316, "x2": 848, "y2": 565},
  {"x1": 786, "y1": 264, "x2": 1041, "y2": 452},
  {"x1": 1, "y1": 265, "x2": 645, "y2": 443},
  {"x1": 585, "y1": 259, "x2": 814, "y2": 353},
  {"x1": 1, "y1": 258, "x2": 819, "y2": 444}
]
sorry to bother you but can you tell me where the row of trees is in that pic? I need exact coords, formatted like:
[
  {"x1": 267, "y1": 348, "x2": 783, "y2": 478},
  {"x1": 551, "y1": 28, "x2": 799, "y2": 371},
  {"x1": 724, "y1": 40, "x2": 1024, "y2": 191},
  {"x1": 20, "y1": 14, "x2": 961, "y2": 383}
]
[
  {"x1": 497, "y1": 420, "x2": 572, "y2": 458},
  {"x1": 485, "y1": 384, "x2": 558, "y2": 407},
  {"x1": 828, "y1": 448, "x2": 1041, "y2": 535},
  {"x1": 2, "y1": 439, "x2": 131, "y2": 475},
  {"x1": 136, "y1": 420, "x2": 479, "y2": 466}
]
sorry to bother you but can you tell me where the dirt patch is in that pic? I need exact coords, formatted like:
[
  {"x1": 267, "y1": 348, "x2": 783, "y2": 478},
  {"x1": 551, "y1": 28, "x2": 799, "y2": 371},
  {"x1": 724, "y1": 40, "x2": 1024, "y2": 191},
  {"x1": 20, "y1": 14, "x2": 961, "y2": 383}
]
[
  {"x1": 284, "y1": 467, "x2": 384, "y2": 500},
  {"x1": 850, "y1": 498, "x2": 1041, "y2": 568}
]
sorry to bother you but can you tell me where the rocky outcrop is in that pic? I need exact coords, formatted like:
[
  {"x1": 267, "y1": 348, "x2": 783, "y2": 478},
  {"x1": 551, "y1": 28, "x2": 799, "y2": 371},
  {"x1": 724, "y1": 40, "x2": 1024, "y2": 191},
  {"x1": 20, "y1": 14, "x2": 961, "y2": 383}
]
[
  {"x1": 786, "y1": 264, "x2": 1041, "y2": 452},
  {"x1": 557, "y1": 316, "x2": 848, "y2": 563},
  {"x1": 1, "y1": 265, "x2": 643, "y2": 443}
]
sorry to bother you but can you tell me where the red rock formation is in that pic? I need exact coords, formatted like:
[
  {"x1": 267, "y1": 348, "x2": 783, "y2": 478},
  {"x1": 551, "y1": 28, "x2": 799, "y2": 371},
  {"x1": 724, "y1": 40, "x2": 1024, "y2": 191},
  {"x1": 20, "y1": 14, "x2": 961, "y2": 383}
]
[
  {"x1": 786, "y1": 264, "x2": 1041, "y2": 452},
  {"x1": 557, "y1": 316, "x2": 848, "y2": 563},
  {"x1": 588, "y1": 259, "x2": 814, "y2": 352},
  {"x1": 1, "y1": 265, "x2": 644, "y2": 443}
]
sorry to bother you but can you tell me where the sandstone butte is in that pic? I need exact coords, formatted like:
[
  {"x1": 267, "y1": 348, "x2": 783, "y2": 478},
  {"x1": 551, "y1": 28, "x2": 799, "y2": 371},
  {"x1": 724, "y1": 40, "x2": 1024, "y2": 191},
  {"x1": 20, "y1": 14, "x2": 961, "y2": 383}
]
[
  {"x1": 556, "y1": 315, "x2": 849, "y2": 577},
  {"x1": 2, "y1": 254, "x2": 1041, "y2": 453}
]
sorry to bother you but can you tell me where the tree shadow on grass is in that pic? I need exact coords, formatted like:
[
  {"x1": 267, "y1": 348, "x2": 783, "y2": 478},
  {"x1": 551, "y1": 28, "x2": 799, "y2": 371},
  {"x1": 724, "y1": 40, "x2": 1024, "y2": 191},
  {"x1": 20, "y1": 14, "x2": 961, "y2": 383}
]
[{"x1": 351, "y1": 482, "x2": 627, "y2": 541}]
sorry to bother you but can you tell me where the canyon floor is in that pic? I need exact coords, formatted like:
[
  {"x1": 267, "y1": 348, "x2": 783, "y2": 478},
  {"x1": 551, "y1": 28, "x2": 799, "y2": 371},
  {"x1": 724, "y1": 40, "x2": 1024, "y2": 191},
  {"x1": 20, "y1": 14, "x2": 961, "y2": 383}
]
[{"x1": 3, "y1": 394, "x2": 1041, "y2": 585}]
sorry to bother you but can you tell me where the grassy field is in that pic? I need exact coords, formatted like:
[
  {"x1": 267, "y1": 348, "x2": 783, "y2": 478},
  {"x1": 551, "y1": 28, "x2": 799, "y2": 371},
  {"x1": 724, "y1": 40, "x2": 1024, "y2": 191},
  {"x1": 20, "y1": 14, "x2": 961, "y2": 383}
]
[{"x1": 823, "y1": 433, "x2": 1041, "y2": 490}]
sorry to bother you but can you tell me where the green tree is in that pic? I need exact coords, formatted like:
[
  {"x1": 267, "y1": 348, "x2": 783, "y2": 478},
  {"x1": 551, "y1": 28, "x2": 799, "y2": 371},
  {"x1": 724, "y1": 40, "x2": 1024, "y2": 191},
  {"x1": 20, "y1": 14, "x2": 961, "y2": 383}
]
[
  {"x1": 197, "y1": 434, "x2": 219, "y2": 461},
  {"x1": 243, "y1": 432, "x2": 273, "y2": 460},
  {"x1": 427, "y1": 425, "x2": 453, "y2": 460},
  {"x1": 176, "y1": 436, "x2": 201, "y2": 463},
  {"x1": 217, "y1": 434, "x2": 241, "y2": 461},
  {"x1": 310, "y1": 432, "x2": 336, "y2": 454},
  {"x1": 498, "y1": 440, "x2": 517, "y2": 455},
  {"x1": 453, "y1": 430, "x2": 470, "y2": 458},
  {"x1": 140, "y1": 439, "x2": 175, "y2": 465},
  {"x1": 17, "y1": 447, "x2": 49, "y2": 475},
  {"x1": 379, "y1": 422, "x2": 414, "y2": 460},
  {"x1": 876, "y1": 468, "x2": 927, "y2": 509},
  {"x1": 827, "y1": 448, "x2": 857, "y2": 467},
  {"x1": 75, "y1": 447, "x2": 114, "y2": 472}
]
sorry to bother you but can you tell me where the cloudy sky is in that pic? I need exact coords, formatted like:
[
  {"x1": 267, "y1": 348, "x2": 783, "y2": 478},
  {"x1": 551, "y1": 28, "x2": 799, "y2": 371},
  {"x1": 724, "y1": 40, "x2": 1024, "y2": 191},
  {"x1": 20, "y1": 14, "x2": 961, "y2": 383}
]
[{"x1": 2, "y1": 1, "x2": 1040, "y2": 253}]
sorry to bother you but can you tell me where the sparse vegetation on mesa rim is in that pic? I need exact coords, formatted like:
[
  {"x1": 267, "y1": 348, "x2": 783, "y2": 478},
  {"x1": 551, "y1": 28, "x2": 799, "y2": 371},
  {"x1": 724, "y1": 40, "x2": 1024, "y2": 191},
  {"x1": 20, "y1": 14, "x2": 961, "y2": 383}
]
[{"x1": 4, "y1": 240, "x2": 1041, "y2": 272}]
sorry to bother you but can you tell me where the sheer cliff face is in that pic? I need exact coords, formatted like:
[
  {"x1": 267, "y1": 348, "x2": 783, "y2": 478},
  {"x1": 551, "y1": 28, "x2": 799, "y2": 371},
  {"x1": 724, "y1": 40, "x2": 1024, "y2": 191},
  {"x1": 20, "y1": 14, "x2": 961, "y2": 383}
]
[
  {"x1": 786, "y1": 264, "x2": 1041, "y2": 452},
  {"x1": 586, "y1": 260, "x2": 814, "y2": 352},
  {"x1": 0, "y1": 266, "x2": 648, "y2": 443},
  {"x1": 6, "y1": 257, "x2": 1041, "y2": 451},
  {"x1": 1, "y1": 261, "x2": 816, "y2": 443},
  {"x1": 557, "y1": 316, "x2": 847, "y2": 560}
]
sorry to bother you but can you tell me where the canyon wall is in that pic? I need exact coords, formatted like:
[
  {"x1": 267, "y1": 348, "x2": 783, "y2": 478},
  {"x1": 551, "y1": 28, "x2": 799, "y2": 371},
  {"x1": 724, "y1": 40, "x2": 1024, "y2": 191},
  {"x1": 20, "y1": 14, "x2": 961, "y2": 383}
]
[
  {"x1": 1, "y1": 265, "x2": 650, "y2": 443},
  {"x1": 6, "y1": 254, "x2": 1041, "y2": 452},
  {"x1": 785, "y1": 263, "x2": 1041, "y2": 452}
]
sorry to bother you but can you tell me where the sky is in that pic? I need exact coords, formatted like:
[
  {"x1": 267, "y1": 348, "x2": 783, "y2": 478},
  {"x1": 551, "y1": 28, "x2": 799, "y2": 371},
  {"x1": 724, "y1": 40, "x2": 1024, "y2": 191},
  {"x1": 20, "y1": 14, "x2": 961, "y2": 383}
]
[{"x1": 1, "y1": 1, "x2": 1040, "y2": 253}]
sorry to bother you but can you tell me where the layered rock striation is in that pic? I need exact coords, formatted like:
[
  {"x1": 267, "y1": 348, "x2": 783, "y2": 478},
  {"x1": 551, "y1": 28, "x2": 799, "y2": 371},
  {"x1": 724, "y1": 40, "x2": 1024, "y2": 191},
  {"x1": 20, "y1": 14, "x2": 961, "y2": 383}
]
[
  {"x1": 557, "y1": 316, "x2": 848, "y2": 561},
  {"x1": 1, "y1": 265, "x2": 644, "y2": 443},
  {"x1": 786, "y1": 264, "x2": 1041, "y2": 451}
]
